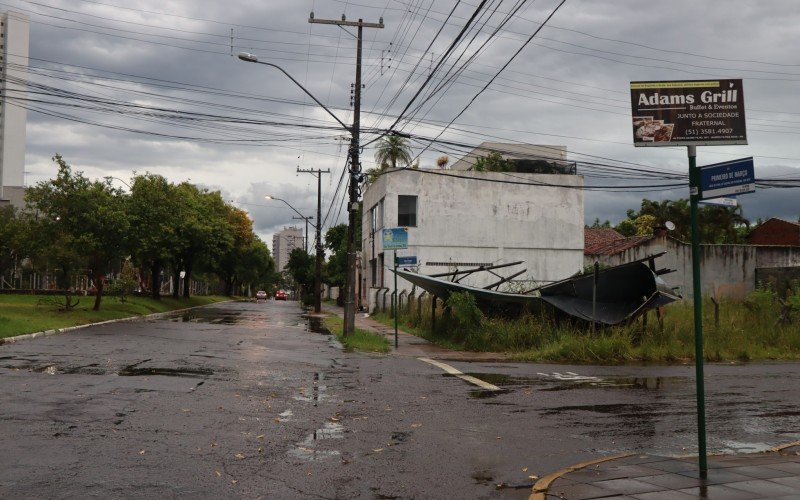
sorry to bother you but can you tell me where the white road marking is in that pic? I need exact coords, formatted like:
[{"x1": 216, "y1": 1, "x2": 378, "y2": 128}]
[{"x1": 418, "y1": 358, "x2": 502, "y2": 391}]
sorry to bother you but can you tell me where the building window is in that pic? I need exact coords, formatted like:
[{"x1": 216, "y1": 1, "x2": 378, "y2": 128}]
[
  {"x1": 370, "y1": 197, "x2": 385, "y2": 234},
  {"x1": 397, "y1": 195, "x2": 417, "y2": 227}
]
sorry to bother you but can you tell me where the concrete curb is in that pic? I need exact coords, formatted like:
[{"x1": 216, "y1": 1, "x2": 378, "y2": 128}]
[
  {"x1": 0, "y1": 301, "x2": 231, "y2": 345},
  {"x1": 529, "y1": 452, "x2": 634, "y2": 500}
]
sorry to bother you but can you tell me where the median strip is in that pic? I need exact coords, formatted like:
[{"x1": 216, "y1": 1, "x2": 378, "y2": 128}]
[{"x1": 418, "y1": 357, "x2": 501, "y2": 391}]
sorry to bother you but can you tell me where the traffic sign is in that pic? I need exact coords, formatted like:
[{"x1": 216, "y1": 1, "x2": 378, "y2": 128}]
[
  {"x1": 699, "y1": 197, "x2": 738, "y2": 207},
  {"x1": 699, "y1": 157, "x2": 754, "y2": 200},
  {"x1": 396, "y1": 256, "x2": 417, "y2": 266}
]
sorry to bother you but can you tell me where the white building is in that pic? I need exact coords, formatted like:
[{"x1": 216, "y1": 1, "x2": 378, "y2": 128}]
[
  {"x1": 0, "y1": 11, "x2": 29, "y2": 208},
  {"x1": 361, "y1": 144, "x2": 584, "y2": 310},
  {"x1": 272, "y1": 226, "x2": 305, "y2": 271}
]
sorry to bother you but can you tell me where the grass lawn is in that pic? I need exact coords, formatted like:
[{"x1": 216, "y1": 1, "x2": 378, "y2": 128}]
[
  {"x1": 322, "y1": 314, "x2": 390, "y2": 353},
  {"x1": 0, "y1": 294, "x2": 231, "y2": 339}
]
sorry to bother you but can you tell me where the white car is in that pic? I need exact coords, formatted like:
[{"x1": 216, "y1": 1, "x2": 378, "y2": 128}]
[{"x1": 255, "y1": 290, "x2": 267, "y2": 302}]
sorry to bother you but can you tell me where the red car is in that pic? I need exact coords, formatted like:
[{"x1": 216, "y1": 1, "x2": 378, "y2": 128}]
[{"x1": 275, "y1": 290, "x2": 287, "y2": 301}]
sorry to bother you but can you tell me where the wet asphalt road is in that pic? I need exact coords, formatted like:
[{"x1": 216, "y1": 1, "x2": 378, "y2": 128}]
[{"x1": 1, "y1": 300, "x2": 800, "y2": 499}]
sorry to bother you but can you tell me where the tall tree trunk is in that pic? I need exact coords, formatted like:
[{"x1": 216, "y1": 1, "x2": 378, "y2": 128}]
[
  {"x1": 93, "y1": 267, "x2": 105, "y2": 311},
  {"x1": 150, "y1": 261, "x2": 162, "y2": 300},
  {"x1": 183, "y1": 262, "x2": 193, "y2": 298},
  {"x1": 172, "y1": 267, "x2": 180, "y2": 299}
]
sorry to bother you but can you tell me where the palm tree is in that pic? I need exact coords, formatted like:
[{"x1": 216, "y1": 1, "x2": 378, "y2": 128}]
[{"x1": 374, "y1": 135, "x2": 412, "y2": 170}]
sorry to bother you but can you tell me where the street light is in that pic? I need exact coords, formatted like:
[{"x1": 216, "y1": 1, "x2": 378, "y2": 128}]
[
  {"x1": 242, "y1": 53, "x2": 355, "y2": 325},
  {"x1": 265, "y1": 195, "x2": 323, "y2": 313},
  {"x1": 238, "y1": 52, "x2": 350, "y2": 132}
]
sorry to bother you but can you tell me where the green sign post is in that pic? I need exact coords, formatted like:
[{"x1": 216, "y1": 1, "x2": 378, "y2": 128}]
[{"x1": 383, "y1": 228, "x2": 408, "y2": 349}]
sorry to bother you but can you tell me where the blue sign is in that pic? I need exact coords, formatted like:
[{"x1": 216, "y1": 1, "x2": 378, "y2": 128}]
[
  {"x1": 396, "y1": 256, "x2": 417, "y2": 266},
  {"x1": 382, "y1": 227, "x2": 408, "y2": 250},
  {"x1": 699, "y1": 157, "x2": 755, "y2": 200}
]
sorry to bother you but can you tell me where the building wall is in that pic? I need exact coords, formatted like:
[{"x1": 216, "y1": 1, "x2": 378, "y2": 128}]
[
  {"x1": 0, "y1": 11, "x2": 29, "y2": 203},
  {"x1": 362, "y1": 168, "x2": 585, "y2": 302},
  {"x1": 585, "y1": 236, "x2": 800, "y2": 299},
  {"x1": 272, "y1": 226, "x2": 304, "y2": 271}
]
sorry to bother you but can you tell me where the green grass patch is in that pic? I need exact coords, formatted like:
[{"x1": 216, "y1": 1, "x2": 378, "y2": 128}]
[
  {"x1": 322, "y1": 314, "x2": 390, "y2": 353},
  {"x1": 372, "y1": 285, "x2": 800, "y2": 364},
  {"x1": 0, "y1": 294, "x2": 230, "y2": 339}
]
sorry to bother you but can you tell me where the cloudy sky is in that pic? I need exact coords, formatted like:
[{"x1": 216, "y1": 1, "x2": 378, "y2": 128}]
[{"x1": 8, "y1": 0, "x2": 800, "y2": 244}]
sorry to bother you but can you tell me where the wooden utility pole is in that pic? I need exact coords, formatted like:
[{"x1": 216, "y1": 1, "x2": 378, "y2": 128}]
[
  {"x1": 297, "y1": 167, "x2": 330, "y2": 313},
  {"x1": 309, "y1": 13, "x2": 383, "y2": 334}
]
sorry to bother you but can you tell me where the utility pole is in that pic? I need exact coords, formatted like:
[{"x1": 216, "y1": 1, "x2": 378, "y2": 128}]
[
  {"x1": 297, "y1": 167, "x2": 330, "y2": 314},
  {"x1": 310, "y1": 12, "x2": 383, "y2": 334},
  {"x1": 291, "y1": 215, "x2": 313, "y2": 253}
]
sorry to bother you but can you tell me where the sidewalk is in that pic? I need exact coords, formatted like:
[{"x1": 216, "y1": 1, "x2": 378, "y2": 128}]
[
  {"x1": 532, "y1": 442, "x2": 800, "y2": 499},
  {"x1": 318, "y1": 304, "x2": 510, "y2": 361}
]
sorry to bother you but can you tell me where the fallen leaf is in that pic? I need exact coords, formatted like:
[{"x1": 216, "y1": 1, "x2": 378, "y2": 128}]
[
  {"x1": 211, "y1": 442, "x2": 217, "y2": 448},
  {"x1": 231, "y1": 480, "x2": 238, "y2": 485},
  {"x1": 529, "y1": 475, "x2": 538, "y2": 480},
  {"x1": 215, "y1": 470, "x2": 221, "y2": 477},
  {"x1": 522, "y1": 467, "x2": 528, "y2": 472},
  {"x1": 181, "y1": 408, "x2": 191, "y2": 413},
  {"x1": 138, "y1": 449, "x2": 145, "y2": 455},
  {"x1": 256, "y1": 434, "x2": 265, "y2": 440},
  {"x1": 257, "y1": 447, "x2": 263, "y2": 453},
  {"x1": 274, "y1": 418, "x2": 281, "y2": 423},
  {"x1": 372, "y1": 448, "x2": 384, "y2": 453},
  {"x1": 411, "y1": 423, "x2": 422, "y2": 428},
  {"x1": 235, "y1": 453, "x2": 245, "y2": 460},
  {"x1": 496, "y1": 436, "x2": 502, "y2": 440},
  {"x1": 330, "y1": 416, "x2": 341, "y2": 422}
]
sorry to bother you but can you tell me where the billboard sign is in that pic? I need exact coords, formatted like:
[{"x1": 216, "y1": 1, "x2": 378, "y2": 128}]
[
  {"x1": 699, "y1": 157, "x2": 755, "y2": 200},
  {"x1": 630, "y1": 79, "x2": 746, "y2": 146},
  {"x1": 382, "y1": 227, "x2": 408, "y2": 250}
]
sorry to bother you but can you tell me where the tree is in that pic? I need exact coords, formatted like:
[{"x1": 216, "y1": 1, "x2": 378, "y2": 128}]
[
  {"x1": 436, "y1": 155, "x2": 449, "y2": 169},
  {"x1": 128, "y1": 173, "x2": 181, "y2": 300},
  {"x1": 25, "y1": 154, "x2": 130, "y2": 310},
  {"x1": 167, "y1": 184, "x2": 233, "y2": 298},
  {"x1": 286, "y1": 248, "x2": 315, "y2": 304},
  {"x1": 214, "y1": 205, "x2": 255, "y2": 296},
  {"x1": 374, "y1": 135, "x2": 412, "y2": 170},
  {"x1": 0, "y1": 205, "x2": 22, "y2": 283},
  {"x1": 473, "y1": 151, "x2": 512, "y2": 172},
  {"x1": 324, "y1": 224, "x2": 348, "y2": 293}
]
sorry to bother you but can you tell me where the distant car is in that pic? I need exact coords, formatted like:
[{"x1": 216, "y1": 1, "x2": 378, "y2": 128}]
[
  {"x1": 255, "y1": 290, "x2": 267, "y2": 302},
  {"x1": 275, "y1": 290, "x2": 287, "y2": 301}
]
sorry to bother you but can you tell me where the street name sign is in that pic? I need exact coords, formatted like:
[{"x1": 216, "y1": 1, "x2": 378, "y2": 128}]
[
  {"x1": 699, "y1": 197, "x2": 738, "y2": 207},
  {"x1": 699, "y1": 157, "x2": 755, "y2": 200},
  {"x1": 630, "y1": 79, "x2": 747, "y2": 147},
  {"x1": 382, "y1": 227, "x2": 408, "y2": 250},
  {"x1": 396, "y1": 256, "x2": 417, "y2": 266}
]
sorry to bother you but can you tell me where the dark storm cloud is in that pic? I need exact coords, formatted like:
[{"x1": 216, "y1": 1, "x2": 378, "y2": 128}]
[{"x1": 11, "y1": 0, "x2": 800, "y2": 244}]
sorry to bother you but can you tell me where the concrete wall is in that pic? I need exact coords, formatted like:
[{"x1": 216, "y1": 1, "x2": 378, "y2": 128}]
[
  {"x1": 362, "y1": 168, "x2": 585, "y2": 300},
  {"x1": 585, "y1": 236, "x2": 800, "y2": 299},
  {"x1": 0, "y1": 12, "x2": 29, "y2": 202}
]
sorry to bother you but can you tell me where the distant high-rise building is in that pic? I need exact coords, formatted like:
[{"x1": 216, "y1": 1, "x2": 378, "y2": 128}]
[
  {"x1": 272, "y1": 226, "x2": 305, "y2": 271},
  {"x1": 0, "y1": 11, "x2": 29, "y2": 208}
]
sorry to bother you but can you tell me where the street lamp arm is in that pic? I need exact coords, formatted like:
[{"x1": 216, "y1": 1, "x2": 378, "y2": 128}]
[
  {"x1": 238, "y1": 52, "x2": 350, "y2": 132},
  {"x1": 266, "y1": 196, "x2": 319, "y2": 230}
]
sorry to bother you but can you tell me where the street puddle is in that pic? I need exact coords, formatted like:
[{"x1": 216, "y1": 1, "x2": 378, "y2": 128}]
[
  {"x1": 287, "y1": 422, "x2": 343, "y2": 461},
  {"x1": 468, "y1": 389, "x2": 511, "y2": 399},
  {"x1": 461, "y1": 373, "x2": 546, "y2": 387},
  {"x1": 118, "y1": 366, "x2": 213, "y2": 378},
  {"x1": 293, "y1": 372, "x2": 328, "y2": 405},
  {"x1": 539, "y1": 373, "x2": 688, "y2": 391},
  {"x1": 305, "y1": 316, "x2": 331, "y2": 335},
  {"x1": 170, "y1": 310, "x2": 241, "y2": 324}
]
